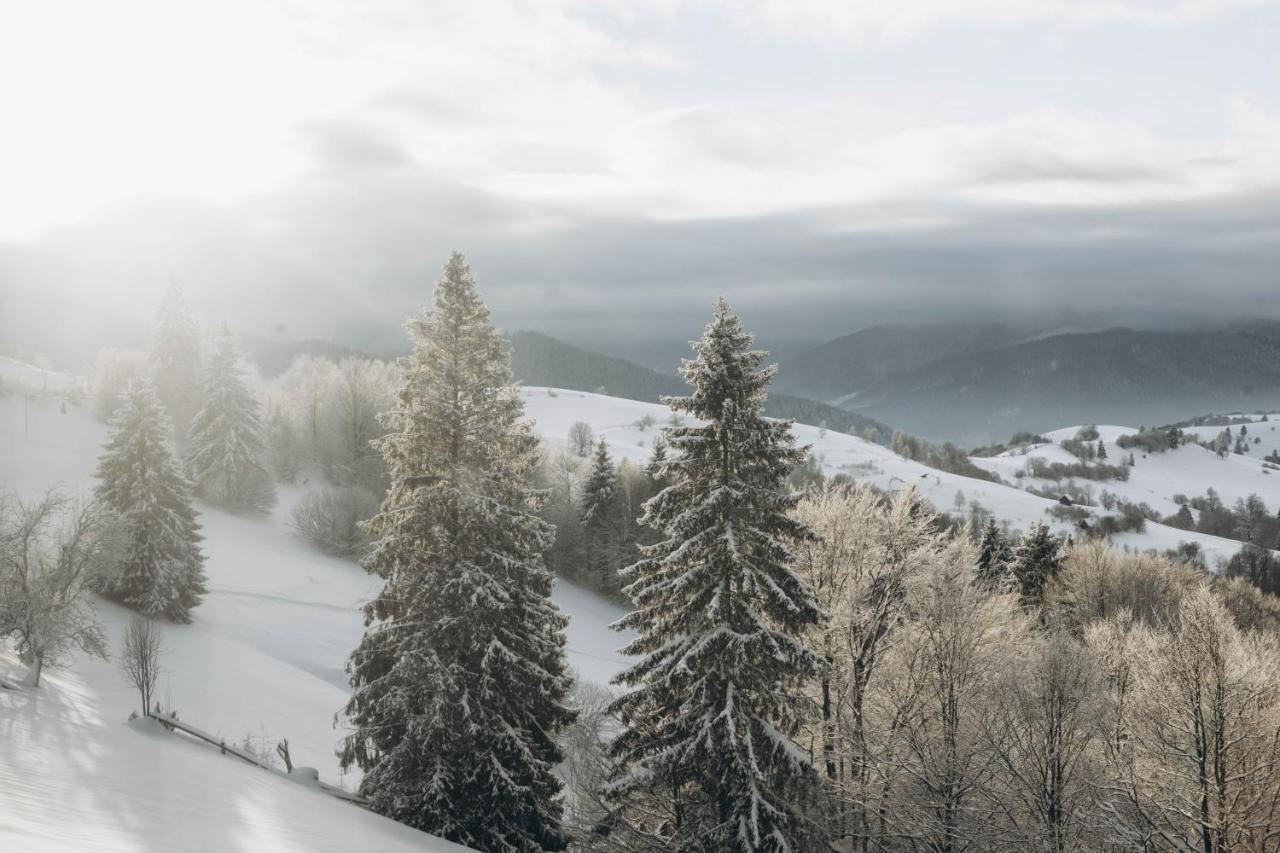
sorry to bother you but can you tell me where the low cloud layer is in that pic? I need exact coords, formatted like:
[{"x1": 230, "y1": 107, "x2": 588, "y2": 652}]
[{"x1": 2, "y1": 0, "x2": 1279, "y2": 365}]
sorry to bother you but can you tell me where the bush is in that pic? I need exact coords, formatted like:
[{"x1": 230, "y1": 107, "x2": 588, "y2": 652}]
[
  {"x1": 1024, "y1": 457, "x2": 1129, "y2": 482},
  {"x1": 291, "y1": 486, "x2": 379, "y2": 558}
]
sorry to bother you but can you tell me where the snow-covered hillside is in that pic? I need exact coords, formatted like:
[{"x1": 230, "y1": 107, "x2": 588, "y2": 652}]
[
  {"x1": 521, "y1": 387, "x2": 1257, "y2": 566},
  {"x1": 1, "y1": 390, "x2": 629, "y2": 852},
  {"x1": 975, "y1": 422, "x2": 1280, "y2": 520},
  {"x1": 2, "y1": 377, "x2": 1267, "y2": 852}
]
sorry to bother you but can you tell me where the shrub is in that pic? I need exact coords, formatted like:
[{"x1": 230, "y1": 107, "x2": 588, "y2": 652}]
[{"x1": 291, "y1": 486, "x2": 379, "y2": 558}]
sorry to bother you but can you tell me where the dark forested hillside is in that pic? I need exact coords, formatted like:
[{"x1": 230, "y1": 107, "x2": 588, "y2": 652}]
[
  {"x1": 774, "y1": 321, "x2": 1038, "y2": 401},
  {"x1": 509, "y1": 330, "x2": 895, "y2": 443},
  {"x1": 845, "y1": 321, "x2": 1280, "y2": 443}
]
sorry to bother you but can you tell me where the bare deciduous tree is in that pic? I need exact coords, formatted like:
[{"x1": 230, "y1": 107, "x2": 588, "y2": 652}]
[
  {"x1": 120, "y1": 614, "x2": 165, "y2": 715},
  {"x1": 568, "y1": 421, "x2": 593, "y2": 457},
  {"x1": 0, "y1": 491, "x2": 113, "y2": 687}
]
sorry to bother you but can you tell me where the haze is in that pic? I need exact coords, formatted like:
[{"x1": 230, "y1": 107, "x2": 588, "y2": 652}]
[{"x1": 2, "y1": 0, "x2": 1279, "y2": 366}]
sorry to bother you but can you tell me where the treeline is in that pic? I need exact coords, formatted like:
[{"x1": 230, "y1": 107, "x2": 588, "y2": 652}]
[{"x1": 889, "y1": 430, "x2": 1004, "y2": 482}]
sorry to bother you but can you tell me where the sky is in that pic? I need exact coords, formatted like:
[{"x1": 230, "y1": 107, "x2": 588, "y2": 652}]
[{"x1": 1, "y1": 0, "x2": 1279, "y2": 365}]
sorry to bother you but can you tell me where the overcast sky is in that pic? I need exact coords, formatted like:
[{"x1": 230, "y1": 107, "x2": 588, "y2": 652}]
[{"x1": 2, "y1": 0, "x2": 1279, "y2": 363}]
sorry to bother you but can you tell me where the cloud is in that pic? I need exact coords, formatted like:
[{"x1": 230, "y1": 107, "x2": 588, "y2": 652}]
[
  {"x1": 724, "y1": 0, "x2": 1280, "y2": 46},
  {"x1": 2, "y1": 0, "x2": 1279, "y2": 365}
]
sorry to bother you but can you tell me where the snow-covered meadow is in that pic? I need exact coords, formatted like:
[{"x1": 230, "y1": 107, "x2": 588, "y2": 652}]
[
  {"x1": 1, "y1": 373, "x2": 1269, "y2": 852},
  {"x1": 0, "y1": 388, "x2": 628, "y2": 852},
  {"x1": 522, "y1": 387, "x2": 1261, "y2": 566}
]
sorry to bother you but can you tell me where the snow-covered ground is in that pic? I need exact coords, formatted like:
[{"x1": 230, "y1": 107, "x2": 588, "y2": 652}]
[
  {"x1": 979, "y1": 422, "x2": 1280, "y2": 519},
  {"x1": 2, "y1": 377, "x2": 1268, "y2": 852},
  {"x1": 1, "y1": 390, "x2": 629, "y2": 852},
  {"x1": 521, "y1": 387, "x2": 1259, "y2": 567}
]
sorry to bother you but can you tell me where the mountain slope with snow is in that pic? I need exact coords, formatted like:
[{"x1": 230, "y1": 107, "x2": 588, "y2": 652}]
[
  {"x1": 521, "y1": 387, "x2": 1257, "y2": 567},
  {"x1": 1, "y1": 389, "x2": 630, "y2": 853}
]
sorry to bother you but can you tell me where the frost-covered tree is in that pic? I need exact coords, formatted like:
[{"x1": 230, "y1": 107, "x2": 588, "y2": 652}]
[
  {"x1": 185, "y1": 328, "x2": 275, "y2": 514},
  {"x1": 326, "y1": 357, "x2": 396, "y2": 490},
  {"x1": 609, "y1": 299, "x2": 824, "y2": 853},
  {"x1": 569, "y1": 421, "x2": 594, "y2": 457},
  {"x1": 339, "y1": 252, "x2": 575, "y2": 851},
  {"x1": 1012, "y1": 522, "x2": 1065, "y2": 607},
  {"x1": 792, "y1": 484, "x2": 936, "y2": 847},
  {"x1": 644, "y1": 434, "x2": 669, "y2": 483},
  {"x1": 581, "y1": 439, "x2": 621, "y2": 590},
  {"x1": 149, "y1": 284, "x2": 202, "y2": 442},
  {"x1": 0, "y1": 491, "x2": 113, "y2": 687},
  {"x1": 976, "y1": 517, "x2": 1012, "y2": 591},
  {"x1": 96, "y1": 380, "x2": 206, "y2": 622}
]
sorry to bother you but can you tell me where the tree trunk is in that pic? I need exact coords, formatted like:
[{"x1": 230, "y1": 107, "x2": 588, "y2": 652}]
[{"x1": 21, "y1": 653, "x2": 43, "y2": 688}]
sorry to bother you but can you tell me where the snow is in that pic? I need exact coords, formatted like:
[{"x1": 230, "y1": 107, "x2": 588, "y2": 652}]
[
  {"x1": 1, "y1": 390, "x2": 631, "y2": 852},
  {"x1": 0, "y1": 661, "x2": 472, "y2": 852},
  {"x1": 1, "y1": 372, "x2": 1267, "y2": 852},
  {"x1": 977, "y1": 422, "x2": 1280, "y2": 535},
  {"x1": 0, "y1": 356, "x2": 79, "y2": 396},
  {"x1": 520, "y1": 387, "x2": 1258, "y2": 567}
]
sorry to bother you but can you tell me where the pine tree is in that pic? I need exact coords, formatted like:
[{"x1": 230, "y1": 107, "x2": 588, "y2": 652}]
[
  {"x1": 1011, "y1": 522, "x2": 1064, "y2": 607},
  {"x1": 609, "y1": 299, "x2": 824, "y2": 852},
  {"x1": 185, "y1": 328, "x2": 276, "y2": 514},
  {"x1": 1097, "y1": 439, "x2": 1107, "y2": 460},
  {"x1": 339, "y1": 253, "x2": 575, "y2": 851},
  {"x1": 95, "y1": 379, "x2": 206, "y2": 622},
  {"x1": 150, "y1": 284, "x2": 203, "y2": 443},
  {"x1": 644, "y1": 434, "x2": 670, "y2": 483},
  {"x1": 581, "y1": 439, "x2": 620, "y2": 590},
  {"x1": 975, "y1": 517, "x2": 1011, "y2": 590}
]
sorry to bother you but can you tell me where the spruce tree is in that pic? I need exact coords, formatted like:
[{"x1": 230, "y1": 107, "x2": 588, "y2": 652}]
[
  {"x1": 1097, "y1": 439, "x2": 1107, "y2": 460},
  {"x1": 339, "y1": 253, "x2": 575, "y2": 851},
  {"x1": 975, "y1": 517, "x2": 1011, "y2": 590},
  {"x1": 185, "y1": 328, "x2": 276, "y2": 514},
  {"x1": 95, "y1": 379, "x2": 207, "y2": 622},
  {"x1": 150, "y1": 284, "x2": 203, "y2": 443},
  {"x1": 609, "y1": 299, "x2": 824, "y2": 852},
  {"x1": 644, "y1": 434, "x2": 670, "y2": 483},
  {"x1": 1011, "y1": 521, "x2": 1065, "y2": 607},
  {"x1": 581, "y1": 439, "x2": 620, "y2": 589}
]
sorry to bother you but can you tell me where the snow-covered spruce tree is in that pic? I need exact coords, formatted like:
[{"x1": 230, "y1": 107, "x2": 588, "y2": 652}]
[
  {"x1": 609, "y1": 299, "x2": 825, "y2": 853},
  {"x1": 1012, "y1": 521, "x2": 1065, "y2": 607},
  {"x1": 149, "y1": 283, "x2": 202, "y2": 443},
  {"x1": 185, "y1": 328, "x2": 276, "y2": 514},
  {"x1": 581, "y1": 438, "x2": 620, "y2": 590},
  {"x1": 95, "y1": 380, "x2": 207, "y2": 622},
  {"x1": 339, "y1": 252, "x2": 575, "y2": 851},
  {"x1": 975, "y1": 517, "x2": 1012, "y2": 591}
]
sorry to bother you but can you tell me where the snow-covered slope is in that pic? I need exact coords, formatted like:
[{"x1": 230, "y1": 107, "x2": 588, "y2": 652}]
[
  {"x1": 976, "y1": 421, "x2": 1280, "y2": 522},
  {"x1": 521, "y1": 387, "x2": 1256, "y2": 566},
  {"x1": 1, "y1": 390, "x2": 630, "y2": 852},
  {"x1": 2, "y1": 376, "x2": 1265, "y2": 852}
]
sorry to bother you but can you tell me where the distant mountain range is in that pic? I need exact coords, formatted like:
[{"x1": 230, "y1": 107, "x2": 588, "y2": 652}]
[
  {"x1": 508, "y1": 331, "x2": 895, "y2": 443},
  {"x1": 238, "y1": 320, "x2": 1280, "y2": 449},
  {"x1": 772, "y1": 320, "x2": 1280, "y2": 444}
]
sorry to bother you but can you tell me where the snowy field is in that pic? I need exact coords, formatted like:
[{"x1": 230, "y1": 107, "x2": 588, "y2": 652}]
[
  {"x1": 1, "y1": 378, "x2": 1268, "y2": 852},
  {"x1": 0, "y1": 389, "x2": 629, "y2": 852},
  {"x1": 522, "y1": 387, "x2": 1259, "y2": 566}
]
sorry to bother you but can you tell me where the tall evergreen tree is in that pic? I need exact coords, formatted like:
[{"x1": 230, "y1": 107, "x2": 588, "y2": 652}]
[
  {"x1": 150, "y1": 284, "x2": 203, "y2": 443},
  {"x1": 1011, "y1": 521, "x2": 1065, "y2": 607},
  {"x1": 95, "y1": 380, "x2": 206, "y2": 622},
  {"x1": 185, "y1": 328, "x2": 275, "y2": 514},
  {"x1": 339, "y1": 253, "x2": 575, "y2": 851},
  {"x1": 581, "y1": 439, "x2": 620, "y2": 589},
  {"x1": 609, "y1": 299, "x2": 825, "y2": 852},
  {"x1": 975, "y1": 517, "x2": 1011, "y2": 590}
]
